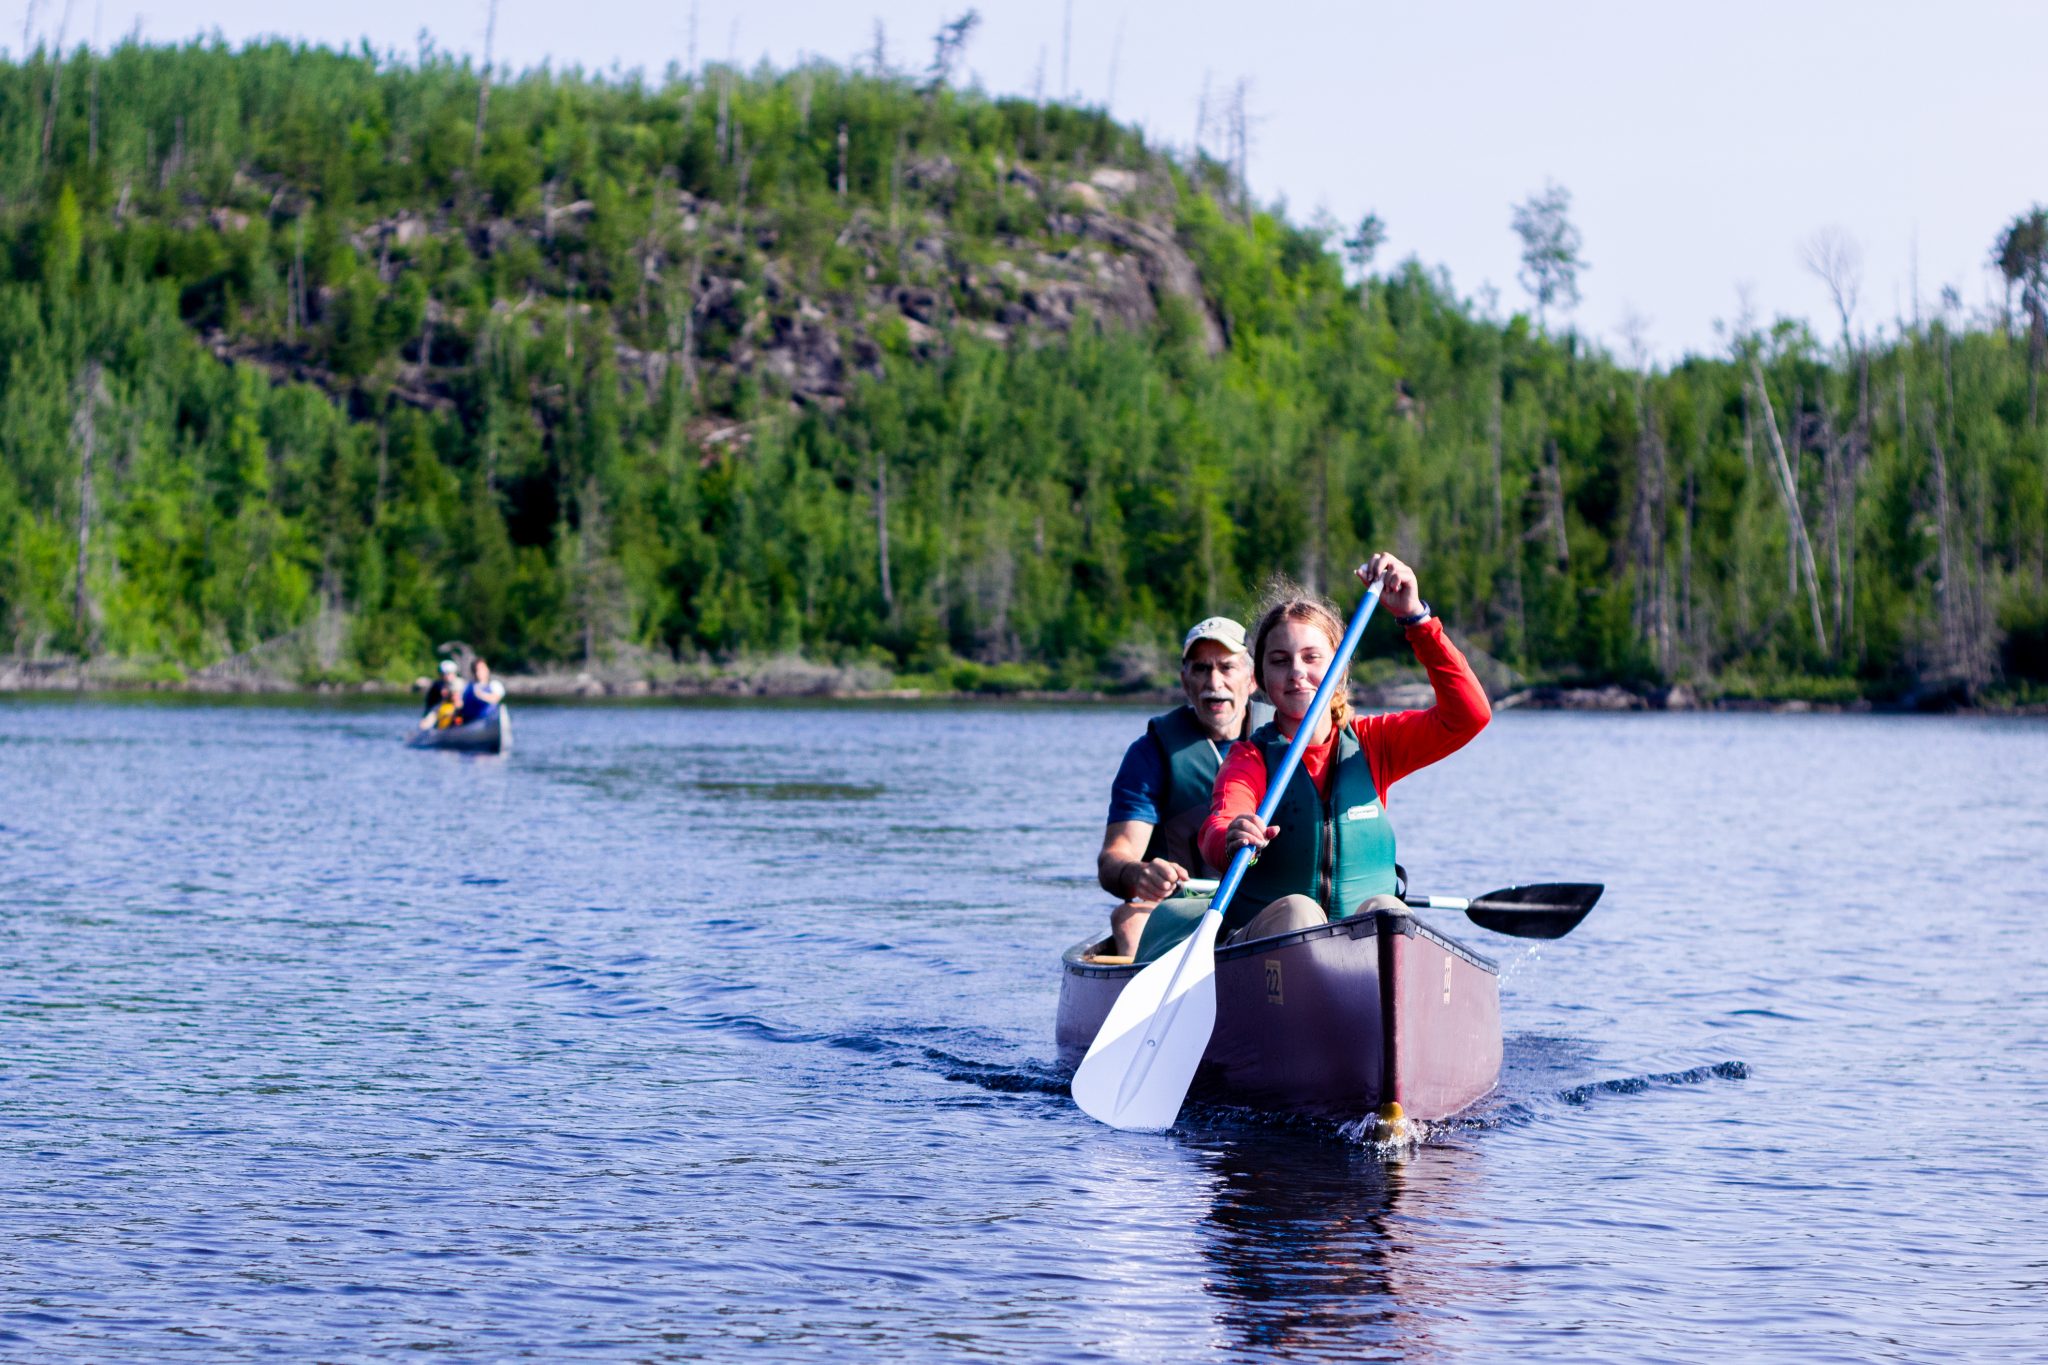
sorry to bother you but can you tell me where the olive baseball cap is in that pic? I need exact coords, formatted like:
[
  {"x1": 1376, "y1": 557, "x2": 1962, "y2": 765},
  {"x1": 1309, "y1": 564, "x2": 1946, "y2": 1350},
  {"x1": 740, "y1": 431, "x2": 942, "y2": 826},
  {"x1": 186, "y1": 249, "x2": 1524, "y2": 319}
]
[{"x1": 1181, "y1": 616, "x2": 1248, "y2": 659}]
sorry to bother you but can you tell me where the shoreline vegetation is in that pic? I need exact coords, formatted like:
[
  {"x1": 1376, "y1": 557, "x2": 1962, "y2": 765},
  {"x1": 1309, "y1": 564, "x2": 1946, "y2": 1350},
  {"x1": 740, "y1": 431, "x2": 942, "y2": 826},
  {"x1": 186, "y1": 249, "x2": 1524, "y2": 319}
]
[
  {"x1": 4, "y1": 653, "x2": 2039, "y2": 715},
  {"x1": 3, "y1": 41, "x2": 2047, "y2": 713}
]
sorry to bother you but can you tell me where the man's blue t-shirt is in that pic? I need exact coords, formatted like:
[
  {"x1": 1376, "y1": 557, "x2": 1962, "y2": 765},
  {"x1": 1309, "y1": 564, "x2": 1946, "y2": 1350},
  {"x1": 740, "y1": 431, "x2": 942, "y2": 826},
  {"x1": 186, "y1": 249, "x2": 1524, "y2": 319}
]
[
  {"x1": 1106, "y1": 733, "x2": 1170, "y2": 825},
  {"x1": 459, "y1": 681, "x2": 504, "y2": 723},
  {"x1": 1104, "y1": 703, "x2": 1268, "y2": 826}
]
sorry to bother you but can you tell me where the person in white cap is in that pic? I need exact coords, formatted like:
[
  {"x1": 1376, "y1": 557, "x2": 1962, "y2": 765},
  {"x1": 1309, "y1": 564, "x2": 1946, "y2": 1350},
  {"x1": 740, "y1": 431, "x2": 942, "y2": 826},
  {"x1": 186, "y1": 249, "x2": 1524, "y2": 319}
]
[
  {"x1": 1094, "y1": 616, "x2": 1267, "y2": 958},
  {"x1": 417, "y1": 658, "x2": 463, "y2": 730}
]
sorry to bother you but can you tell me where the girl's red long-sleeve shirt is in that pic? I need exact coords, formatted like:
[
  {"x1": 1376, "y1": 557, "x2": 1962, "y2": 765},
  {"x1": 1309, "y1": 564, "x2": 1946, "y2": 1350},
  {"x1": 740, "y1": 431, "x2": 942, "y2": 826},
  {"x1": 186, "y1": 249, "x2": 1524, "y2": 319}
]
[{"x1": 1197, "y1": 618, "x2": 1491, "y2": 872}]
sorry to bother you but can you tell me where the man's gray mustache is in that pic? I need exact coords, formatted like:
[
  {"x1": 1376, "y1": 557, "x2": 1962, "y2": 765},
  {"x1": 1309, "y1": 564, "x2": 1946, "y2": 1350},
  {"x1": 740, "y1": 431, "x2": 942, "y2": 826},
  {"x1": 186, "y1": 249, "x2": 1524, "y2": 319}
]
[{"x1": 1199, "y1": 691, "x2": 1236, "y2": 704}]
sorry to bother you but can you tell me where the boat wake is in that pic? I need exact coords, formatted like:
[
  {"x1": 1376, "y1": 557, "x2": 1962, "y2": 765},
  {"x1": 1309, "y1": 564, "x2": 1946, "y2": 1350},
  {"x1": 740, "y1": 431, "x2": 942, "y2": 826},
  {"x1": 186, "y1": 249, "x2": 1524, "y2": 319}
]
[
  {"x1": 919, "y1": 1046, "x2": 1074, "y2": 1098},
  {"x1": 1371, "y1": 1058, "x2": 1752, "y2": 1148},
  {"x1": 690, "y1": 1008, "x2": 1076, "y2": 1099},
  {"x1": 689, "y1": 1006, "x2": 1746, "y2": 1147}
]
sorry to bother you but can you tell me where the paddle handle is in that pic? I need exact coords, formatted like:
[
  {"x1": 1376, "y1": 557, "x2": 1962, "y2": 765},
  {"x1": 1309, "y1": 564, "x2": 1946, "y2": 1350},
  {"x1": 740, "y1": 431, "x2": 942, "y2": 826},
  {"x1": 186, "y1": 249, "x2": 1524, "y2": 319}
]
[{"x1": 1205, "y1": 582, "x2": 1382, "y2": 925}]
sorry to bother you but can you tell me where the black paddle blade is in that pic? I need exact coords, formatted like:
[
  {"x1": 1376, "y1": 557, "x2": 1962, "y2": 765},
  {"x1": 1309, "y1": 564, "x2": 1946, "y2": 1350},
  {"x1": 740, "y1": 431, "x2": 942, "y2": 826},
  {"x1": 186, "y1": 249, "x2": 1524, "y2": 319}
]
[{"x1": 1463, "y1": 882, "x2": 1604, "y2": 939}]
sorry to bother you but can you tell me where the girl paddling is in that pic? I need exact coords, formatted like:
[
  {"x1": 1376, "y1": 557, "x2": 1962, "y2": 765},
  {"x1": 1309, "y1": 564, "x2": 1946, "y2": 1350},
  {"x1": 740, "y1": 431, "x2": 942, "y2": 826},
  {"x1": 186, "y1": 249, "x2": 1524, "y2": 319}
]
[{"x1": 1194, "y1": 553, "x2": 1490, "y2": 945}]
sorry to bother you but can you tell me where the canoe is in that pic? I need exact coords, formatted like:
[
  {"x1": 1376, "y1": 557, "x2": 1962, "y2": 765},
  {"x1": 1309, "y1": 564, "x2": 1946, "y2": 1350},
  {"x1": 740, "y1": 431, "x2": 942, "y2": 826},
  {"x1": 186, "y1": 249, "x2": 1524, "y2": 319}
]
[
  {"x1": 405, "y1": 706, "x2": 511, "y2": 754},
  {"x1": 1056, "y1": 907, "x2": 1501, "y2": 1121}
]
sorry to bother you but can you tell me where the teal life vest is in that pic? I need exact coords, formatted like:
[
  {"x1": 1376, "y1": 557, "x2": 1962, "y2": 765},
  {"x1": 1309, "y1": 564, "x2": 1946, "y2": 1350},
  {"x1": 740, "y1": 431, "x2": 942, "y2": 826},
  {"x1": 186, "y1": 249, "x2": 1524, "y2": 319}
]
[
  {"x1": 1228, "y1": 719, "x2": 1398, "y2": 936},
  {"x1": 1141, "y1": 704, "x2": 1231, "y2": 876}
]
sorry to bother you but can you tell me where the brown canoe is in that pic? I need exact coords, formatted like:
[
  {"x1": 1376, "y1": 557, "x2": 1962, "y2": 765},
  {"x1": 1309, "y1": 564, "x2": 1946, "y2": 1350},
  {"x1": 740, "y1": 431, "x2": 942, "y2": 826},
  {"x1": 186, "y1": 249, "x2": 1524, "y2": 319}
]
[
  {"x1": 405, "y1": 705, "x2": 510, "y2": 754},
  {"x1": 1056, "y1": 909, "x2": 1502, "y2": 1121}
]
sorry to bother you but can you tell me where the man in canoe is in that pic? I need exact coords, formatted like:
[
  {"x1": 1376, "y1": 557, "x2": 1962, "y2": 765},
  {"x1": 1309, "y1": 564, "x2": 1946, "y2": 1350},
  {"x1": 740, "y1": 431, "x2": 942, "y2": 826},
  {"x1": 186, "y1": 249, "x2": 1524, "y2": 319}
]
[
  {"x1": 1190, "y1": 553, "x2": 1490, "y2": 948},
  {"x1": 1096, "y1": 616, "x2": 1263, "y2": 958},
  {"x1": 457, "y1": 659, "x2": 506, "y2": 724},
  {"x1": 417, "y1": 658, "x2": 462, "y2": 730}
]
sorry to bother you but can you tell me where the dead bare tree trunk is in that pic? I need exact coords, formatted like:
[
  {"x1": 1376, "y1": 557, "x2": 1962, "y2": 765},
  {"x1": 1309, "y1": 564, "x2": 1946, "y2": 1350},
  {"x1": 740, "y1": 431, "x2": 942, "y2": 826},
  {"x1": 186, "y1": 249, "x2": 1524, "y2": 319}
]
[
  {"x1": 636, "y1": 220, "x2": 656, "y2": 332},
  {"x1": 285, "y1": 221, "x2": 302, "y2": 344},
  {"x1": 1966, "y1": 435, "x2": 1992, "y2": 689},
  {"x1": 571, "y1": 479, "x2": 627, "y2": 670},
  {"x1": 473, "y1": 0, "x2": 497, "y2": 159},
  {"x1": 2030, "y1": 299, "x2": 2045, "y2": 428},
  {"x1": 1680, "y1": 468, "x2": 1696, "y2": 663},
  {"x1": 1920, "y1": 406, "x2": 1993, "y2": 692},
  {"x1": 1848, "y1": 349, "x2": 1870, "y2": 659},
  {"x1": 874, "y1": 446, "x2": 895, "y2": 615},
  {"x1": 71, "y1": 360, "x2": 103, "y2": 645},
  {"x1": 415, "y1": 308, "x2": 433, "y2": 388},
  {"x1": 1923, "y1": 405, "x2": 1959, "y2": 682},
  {"x1": 1738, "y1": 383, "x2": 1755, "y2": 472},
  {"x1": 478, "y1": 323, "x2": 500, "y2": 492},
  {"x1": 664, "y1": 252, "x2": 702, "y2": 405},
  {"x1": 1624, "y1": 376, "x2": 1670, "y2": 667},
  {"x1": 1783, "y1": 382, "x2": 1801, "y2": 599},
  {"x1": 715, "y1": 68, "x2": 731, "y2": 164},
  {"x1": 1817, "y1": 405, "x2": 1845, "y2": 649},
  {"x1": 1801, "y1": 220, "x2": 1862, "y2": 651},
  {"x1": 888, "y1": 130, "x2": 904, "y2": 237},
  {"x1": 41, "y1": 2, "x2": 71, "y2": 165},
  {"x1": 1489, "y1": 364, "x2": 1504, "y2": 550},
  {"x1": 581, "y1": 505, "x2": 598, "y2": 670},
  {"x1": 1306, "y1": 438, "x2": 1328, "y2": 596},
  {"x1": 1229, "y1": 79, "x2": 1251, "y2": 222},
  {"x1": 1544, "y1": 438, "x2": 1569, "y2": 568},
  {"x1": 1748, "y1": 357, "x2": 1830, "y2": 654}
]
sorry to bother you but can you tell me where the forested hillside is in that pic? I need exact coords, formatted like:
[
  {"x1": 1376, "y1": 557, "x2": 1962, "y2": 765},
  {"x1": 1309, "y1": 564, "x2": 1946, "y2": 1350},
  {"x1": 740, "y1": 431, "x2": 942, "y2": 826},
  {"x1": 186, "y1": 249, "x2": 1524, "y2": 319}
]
[{"x1": 1, "y1": 38, "x2": 2044, "y2": 703}]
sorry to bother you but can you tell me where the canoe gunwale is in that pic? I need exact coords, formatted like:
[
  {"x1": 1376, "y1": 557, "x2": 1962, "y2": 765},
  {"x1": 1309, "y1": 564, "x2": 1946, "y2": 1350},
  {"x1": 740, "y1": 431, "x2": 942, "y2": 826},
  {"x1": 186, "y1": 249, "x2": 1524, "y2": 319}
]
[{"x1": 1059, "y1": 908, "x2": 1497, "y2": 982}]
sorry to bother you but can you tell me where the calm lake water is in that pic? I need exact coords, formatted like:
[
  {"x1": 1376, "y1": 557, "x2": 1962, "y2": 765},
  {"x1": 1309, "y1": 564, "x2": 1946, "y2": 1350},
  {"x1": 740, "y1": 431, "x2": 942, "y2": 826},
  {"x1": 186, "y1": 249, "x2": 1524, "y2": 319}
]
[{"x1": 1, "y1": 697, "x2": 2041, "y2": 1361}]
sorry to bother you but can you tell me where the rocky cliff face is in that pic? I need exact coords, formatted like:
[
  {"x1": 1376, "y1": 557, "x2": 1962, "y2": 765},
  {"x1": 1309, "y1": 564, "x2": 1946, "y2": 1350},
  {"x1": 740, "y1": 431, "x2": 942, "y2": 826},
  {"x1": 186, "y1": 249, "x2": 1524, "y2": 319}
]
[{"x1": 198, "y1": 160, "x2": 1224, "y2": 419}]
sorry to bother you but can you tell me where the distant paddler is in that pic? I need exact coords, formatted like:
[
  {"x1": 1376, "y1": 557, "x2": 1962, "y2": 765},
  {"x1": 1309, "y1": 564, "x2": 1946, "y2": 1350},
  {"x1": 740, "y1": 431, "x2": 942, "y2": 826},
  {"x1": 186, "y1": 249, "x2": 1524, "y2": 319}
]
[
  {"x1": 1186, "y1": 553, "x2": 1490, "y2": 948},
  {"x1": 1095, "y1": 616, "x2": 1267, "y2": 960},
  {"x1": 417, "y1": 658, "x2": 461, "y2": 730},
  {"x1": 457, "y1": 659, "x2": 506, "y2": 725}
]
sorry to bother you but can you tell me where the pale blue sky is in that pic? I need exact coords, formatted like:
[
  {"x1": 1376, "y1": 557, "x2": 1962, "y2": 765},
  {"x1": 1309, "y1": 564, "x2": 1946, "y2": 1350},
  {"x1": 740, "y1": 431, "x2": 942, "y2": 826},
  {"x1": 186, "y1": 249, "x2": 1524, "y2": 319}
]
[{"x1": 35, "y1": 0, "x2": 2048, "y2": 361}]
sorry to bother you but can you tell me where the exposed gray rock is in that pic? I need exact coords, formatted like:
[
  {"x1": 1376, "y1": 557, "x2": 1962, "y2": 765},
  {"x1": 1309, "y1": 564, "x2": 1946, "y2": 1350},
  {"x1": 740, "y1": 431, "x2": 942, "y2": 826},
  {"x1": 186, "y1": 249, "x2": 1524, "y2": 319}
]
[
  {"x1": 1088, "y1": 167, "x2": 1140, "y2": 198},
  {"x1": 903, "y1": 154, "x2": 956, "y2": 191},
  {"x1": 1502, "y1": 685, "x2": 1649, "y2": 711},
  {"x1": 891, "y1": 285, "x2": 943, "y2": 323},
  {"x1": 1357, "y1": 682, "x2": 1437, "y2": 712},
  {"x1": 1072, "y1": 212, "x2": 1225, "y2": 355},
  {"x1": 1651, "y1": 683, "x2": 1700, "y2": 711},
  {"x1": 753, "y1": 304, "x2": 848, "y2": 399},
  {"x1": 1560, "y1": 685, "x2": 1648, "y2": 711},
  {"x1": 1063, "y1": 181, "x2": 1108, "y2": 213}
]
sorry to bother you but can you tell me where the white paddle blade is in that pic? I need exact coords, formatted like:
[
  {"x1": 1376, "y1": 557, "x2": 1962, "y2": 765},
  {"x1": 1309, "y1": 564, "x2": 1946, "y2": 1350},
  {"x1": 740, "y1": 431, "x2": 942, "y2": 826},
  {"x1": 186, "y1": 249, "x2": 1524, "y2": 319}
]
[{"x1": 1070, "y1": 914, "x2": 1221, "y2": 1131}]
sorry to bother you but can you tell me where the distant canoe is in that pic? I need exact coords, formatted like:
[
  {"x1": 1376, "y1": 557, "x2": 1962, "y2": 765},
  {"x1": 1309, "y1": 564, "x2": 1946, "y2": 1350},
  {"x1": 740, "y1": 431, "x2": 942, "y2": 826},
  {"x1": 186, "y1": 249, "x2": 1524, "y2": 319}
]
[
  {"x1": 1056, "y1": 908, "x2": 1501, "y2": 1121},
  {"x1": 405, "y1": 706, "x2": 510, "y2": 754}
]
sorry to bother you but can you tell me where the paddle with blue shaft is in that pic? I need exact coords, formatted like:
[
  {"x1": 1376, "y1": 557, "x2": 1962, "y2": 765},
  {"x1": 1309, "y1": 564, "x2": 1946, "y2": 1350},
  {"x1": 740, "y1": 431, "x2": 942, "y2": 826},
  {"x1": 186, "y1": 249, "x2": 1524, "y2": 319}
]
[{"x1": 1071, "y1": 579, "x2": 1384, "y2": 1132}]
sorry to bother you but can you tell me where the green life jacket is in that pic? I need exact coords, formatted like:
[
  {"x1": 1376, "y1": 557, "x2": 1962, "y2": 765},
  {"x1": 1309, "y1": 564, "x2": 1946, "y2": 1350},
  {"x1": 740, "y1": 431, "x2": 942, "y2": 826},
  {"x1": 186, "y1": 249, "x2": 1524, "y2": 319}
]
[
  {"x1": 1141, "y1": 704, "x2": 1230, "y2": 876},
  {"x1": 1228, "y1": 719, "x2": 1398, "y2": 936}
]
